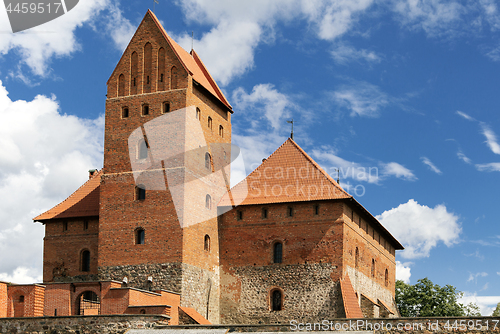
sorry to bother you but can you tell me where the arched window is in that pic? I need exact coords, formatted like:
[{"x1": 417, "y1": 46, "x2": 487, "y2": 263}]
[
  {"x1": 158, "y1": 47, "x2": 165, "y2": 91},
  {"x1": 273, "y1": 242, "x2": 283, "y2": 264},
  {"x1": 205, "y1": 194, "x2": 211, "y2": 209},
  {"x1": 142, "y1": 104, "x2": 149, "y2": 116},
  {"x1": 385, "y1": 269, "x2": 389, "y2": 287},
  {"x1": 144, "y1": 42, "x2": 152, "y2": 93},
  {"x1": 122, "y1": 106, "x2": 129, "y2": 118},
  {"x1": 81, "y1": 250, "x2": 90, "y2": 272},
  {"x1": 140, "y1": 309, "x2": 146, "y2": 314},
  {"x1": 196, "y1": 107, "x2": 201, "y2": 120},
  {"x1": 207, "y1": 116, "x2": 212, "y2": 129},
  {"x1": 131, "y1": 52, "x2": 138, "y2": 95},
  {"x1": 355, "y1": 247, "x2": 359, "y2": 269},
  {"x1": 171, "y1": 66, "x2": 177, "y2": 89},
  {"x1": 138, "y1": 139, "x2": 148, "y2": 160},
  {"x1": 162, "y1": 102, "x2": 170, "y2": 114},
  {"x1": 371, "y1": 259, "x2": 375, "y2": 278},
  {"x1": 118, "y1": 73, "x2": 125, "y2": 97},
  {"x1": 136, "y1": 228, "x2": 145, "y2": 245},
  {"x1": 271, "y1": 289, "x2": 282, "y2": 311},
  {"x1": 204, "y1": 234, "x2": 210, "y2": 251},
  {"x1": 136, "y1": 185, "x2": 146, "y2": 200},
  {"x1": 219, "y1": 125, "x2": 224, "y2": 137},
  {"x1": 205, "y1": 152, "x2": 211, "y2": 169}
]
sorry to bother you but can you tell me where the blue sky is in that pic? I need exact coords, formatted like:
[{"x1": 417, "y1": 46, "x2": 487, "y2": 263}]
[{"x1": 0, "y1": 0, "x2": 499, "y2": 315}]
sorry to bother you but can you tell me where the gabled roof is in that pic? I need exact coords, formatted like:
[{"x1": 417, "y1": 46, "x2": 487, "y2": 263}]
[
  {"x1": 108, "y1": 10, "x2": 232, "y2": 112},
  {"x1": 219, "y1": 138, "x2": 351, "y2": 206},
  {"x1": 340, "y1": 274, "x2": 363, "y2": 318},
  {"x1": 33, "y1": 170, "x2": 101, "y2": 222}
]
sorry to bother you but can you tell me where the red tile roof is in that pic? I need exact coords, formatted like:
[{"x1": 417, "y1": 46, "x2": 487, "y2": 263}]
[
  {"x1": 108, "y1": 10, "x2": 232, "y2": 112},
  {"x1": 219, "y1": 138, "x2": 351, "y2": 206},
  {"x1": 340, "y1": 274, "x2": 363, "y2": 319},
  {"x1": 179, "y1": 306, "x2": 211, "y2": 324},
  {"x1": 33, "y1": 170, "x2": 101, "y2": 222}
]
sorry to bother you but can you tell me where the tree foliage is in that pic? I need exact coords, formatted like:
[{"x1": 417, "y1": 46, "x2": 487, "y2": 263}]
[
  {"x1": 396, "y1": 278, "x2": 480, "y2": 317},
  {"x1": 493, "y1": 302, "x2": 500, "y2": 317}
]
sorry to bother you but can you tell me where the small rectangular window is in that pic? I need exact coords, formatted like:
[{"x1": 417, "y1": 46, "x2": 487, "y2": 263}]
[
  {"x1": 122, "y1": 107, "x2": 129, "y2": 118},
  {"x1": 314, "y1": 204, "x2": 319, "y2": 215},
  {"x1": 63, "y1": 222, "x2": 68, "y2": 231},
  {"x1": 262, "y1": 208, "x2": 268, "y2": 219},
  {"x1": 237, "y1": 210, "x2": 243, "y2": 220},
  {"x1": 83, "y1": 221, "x2": 89, "y2": 230},
  {"x1": 146, "y1": 75, "x2": 150, "y2": 84},
  {"x1": 287, "y1": 207, "x2": 293, "y2": 217}
]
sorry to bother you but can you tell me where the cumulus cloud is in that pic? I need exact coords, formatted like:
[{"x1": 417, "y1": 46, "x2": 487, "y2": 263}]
[
  {"x1": 380, "y1": 162, "x2": 417, "y2": 181},
  {"x1": 396, "y1": 261, "x2": 412, "y2": 283},
  {"x1": 460, "y1": 293, "x2": 500, "y2": 316},
  {"x1": 0, "y1": 0, "x2": 133, "y2": 77},
  {"x1": 421, "y1": 156, "x2": 442, "y2": 174},
  {"x1": 174, "y1": 0, "x2": 376, "y2": 84},
  {"x1": 330, "y1": 43, "x2": 382, "y2": 65},
  {"x1": 332, "y1": 82, "x2": 391, "y2": 117},
  {"x1": 0, "y1": 80, "x2": 103, "y2": 283},
  {"x1": 377, "y1": 199, "x2": 461, "y2": 259}
]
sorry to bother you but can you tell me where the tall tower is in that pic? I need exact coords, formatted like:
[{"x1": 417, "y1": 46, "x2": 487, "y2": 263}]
[{"x1": 99, "y1": 10, "x2": 232, "y2": 322}]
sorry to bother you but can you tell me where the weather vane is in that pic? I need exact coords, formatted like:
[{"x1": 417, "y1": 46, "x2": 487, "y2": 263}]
[{"x1": 287, "y1": 119, "x2": 294, "y2": 140}]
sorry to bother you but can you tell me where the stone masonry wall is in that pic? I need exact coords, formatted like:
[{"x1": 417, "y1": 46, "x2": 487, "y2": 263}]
[{"x1": 0, "y1": 314, "x2": 169, "y2": 334}]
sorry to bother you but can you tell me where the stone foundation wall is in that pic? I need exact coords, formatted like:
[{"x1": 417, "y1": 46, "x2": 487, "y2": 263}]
[
  {"x1": 220, "y1": 263, "x2": 344, "y2": 325},
  {"x1": 0, "y1": 314, "x2": 169, "y2": 334},
  {"x1": 99, "y1": 263, "x2": 183, "y2": 293}
]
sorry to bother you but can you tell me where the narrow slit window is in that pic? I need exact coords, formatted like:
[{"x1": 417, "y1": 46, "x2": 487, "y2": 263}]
[
  {"x1": 83, "y1": 221, "x2": 89, "y2": 230},
  {"x1": 287, "y1": 207, "x2": 293, "y2": 217},
  {"x1": 136, "y1": 185, "x2": 146, "y2": 200},
  {"x1": 81, "y1": 250, "x2": 90, "y2": 272},
  {"x1": 219, "y1": 125, "x2": 224, "y2": 137},
  {"x1": 122, "y1": 107, "x2": 129, "y2": 118},
  {"x1": 314, "y1": 204, "x2": 319, "y2": 215},
  {"x1": 142, "y1": 104, "x2": 149, "y2": 116},
  {"x1": 146, "y1": 75, "x2": 150, "y2": 84},
  {"x1": 205, "y1": 152, "x2": 211, "y2": 170},
  {"x1": 160, "y1": 73, "x2": 164, "y2": 82},
  {"x1": 204, "y1": 234, "x2": 210, "y2": 251},
  {"x1": 262, "y1": 208, "x2": 268, "y2": 219},
  {"x1": 237, "y1": 210, "x2": 243, "y2": 221},
  {"x1": 208, "y1": 116, "x2": 212, "y2": 129},
  {"x1": 63, "y1": 221, "x2": 68, "y2": 231},
  {"x1": 196, "y1": 108, "x2": 201, "y2": 120},
  {"x1": 205, "y1": 194, "x2": 211, "y2": 209},
  {"x1": 136, "y1": 228, "x2": 145, "y2": 245},
  {"x1": 273, "y1": 242, "x2": 283, "y2": 264}
]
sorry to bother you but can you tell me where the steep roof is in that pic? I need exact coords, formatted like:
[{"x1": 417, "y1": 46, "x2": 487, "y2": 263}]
[
  {"x1": 108, "y1": 10, "x2": 232, "y2": 112},
  {"x1": 33, "y1": 170, "x2": 101, "y2": 222},
  {"x1": 219, "y1": 138, "x2": 351, "y2": 206}
]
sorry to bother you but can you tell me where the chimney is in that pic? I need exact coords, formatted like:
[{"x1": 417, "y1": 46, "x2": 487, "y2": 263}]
[{"x1": 88, "y1": 169, "x2": 97, "y2": 179}]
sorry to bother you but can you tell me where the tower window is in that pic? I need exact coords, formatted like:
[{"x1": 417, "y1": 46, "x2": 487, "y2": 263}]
[
  {"x1": 122, "y1": 107, "x2": 129, "y2": 118},
  {"x1": 355, "y1": 247, "x2": 359, "y2": 269},
  {"x1": 262, "y1": 208, "x2": 268, "y2": 219},
  {"x1": 237, "y1": 210, "x2": 243, "y2": 221},
  {"x1": 81, "y1": 250, "x2": 90, "y2": 272},
  {"x1": 314, "y1": 204, "x2": 319, "y2": 215},
  {"x1": 136, "y1": 228, "x2": 145, "y2": 245},
  {"x1": 208, "y1": 116, "x2": 212, "y2": 129},
  {"x1": 204, "y1": 234, "x2": 210, "y2": 251},
  {"x1": 205, "y1": 194, "x2": 211, "y2": 209},
  {"x1": 146, "y1": 75, "x2": 150, "y2": 84},
  {"x1": 196, "y1": 108, "x2": 201, "y2": 120},
  {"x1": 273, "y1": 242, "x2": 283, "y2": 264},
  {"x1": 287, "y1": 206, "x2": 293, "y2": 217},
  {"x1": 142, "y1": 104, "x2": 149, "y2": 116},
  {"x1": 219, "y1": 125, "x2": 224, "y2": 137},
  {"x1": 271, "y1": 289, "x2": 282, "y2": 311},
  {"x1": 63, "y1": 221, "x2": 68, "y2": 231},
  {"x1": 205, "y1": 152, "x2": 211, "y2": 170},
  {"x1": 160, "y1": 73, "x2": 164, "y2": 82},
  {"x1": 162, "y1": 102, "x2": 170, "y2": 114},
  {"x1": 83, "y1": 221, "x2": 88, "y2": 230},
  {"x1": 138, "y1": 139, "x2": 148, "y2": 160},
  {"x1": 136, "y1": 185, "x2": 146, "y2": 200},
  {"x1": 385, "y1": 269, "x2": 389, "y2": 287},
  {"x1": 133, "y1": 77, "x2": 136, "y2": 86},
  {"x1": 371, "y1": 259, "x2": 375, "y2": 278}
]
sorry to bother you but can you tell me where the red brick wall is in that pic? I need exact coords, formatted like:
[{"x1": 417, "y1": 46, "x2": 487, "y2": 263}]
[
  {"x1": 0, "y1": 282, "x2": 7, "y2": 318},
  {"x1": 44, "y1": 283, "x2": 72, "y2": 316},
  {"x1": 43, "y1": 218, "x2": 98, "y2": 282},
  {"x1": 7, "y1": 285, "x2": 45, "y2": 317}
]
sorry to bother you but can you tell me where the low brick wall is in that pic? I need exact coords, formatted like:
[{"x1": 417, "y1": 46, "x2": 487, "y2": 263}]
[{"x1": 0, "y1": 314, "x2": 169, "y2": 334}]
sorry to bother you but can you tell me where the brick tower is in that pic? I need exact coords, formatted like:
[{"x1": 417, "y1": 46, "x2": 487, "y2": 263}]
[{"x1": 99, "y1": 10, "x2": 232, "y2": 322}]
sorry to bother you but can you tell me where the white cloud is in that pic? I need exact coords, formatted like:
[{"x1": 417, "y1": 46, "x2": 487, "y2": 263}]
[
  {"x1": 391, "y1": 0, "x2": 465, "y2": 37},
  {"x1": 330, "y1": 43, "x2": 382, "y2": 65},
  {"x1": 0, "y1": 267, "x2": 42, "y2": 284},
  {"x1": 460, "y1": 293, "x2": 500, "y2": 316},
  {"x1": 0, "y1": 0, "x2": 133, "y2": 77},
  {"x1": 380, "y1": 162, "x2": 417, "y2": 181},
  {"x1": 467, "y1": 271, "x2": 488, "y2": 283},
  {"x1": 377, "y1": 199, "x2": 461, "y2": 259},
  {"x1": 480, "y1": 123, "x2": 500, "y2": 154},
  {"x1": 0, "y1": 80, "x2": 103, "y2": 283},
  {"x1": 456, "y1": 110, "x2": 475, "y2": 121},
  {"x1": 457, "y1": 149, "x2": 472, "y2": 164},
  {"x1": 332, "y1": 82, "x2": 390, "y2": 117},
  {"x1": 421, "y1": 156, "x2": 442, "y2": 174},
  {"x1": 174, "y1": 0, "x2": 376, "y2": 84},
  {"x1": 396, "y1": 261, "x2": 412, "y2": 283},
  {"x1": 475, "y1": 162, "x2": 500, "y2": 172}
]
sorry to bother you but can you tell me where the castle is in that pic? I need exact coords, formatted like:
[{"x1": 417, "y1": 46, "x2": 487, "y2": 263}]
[{"x1": 0, "y1": 10, "x2": 403, "y2": 324}]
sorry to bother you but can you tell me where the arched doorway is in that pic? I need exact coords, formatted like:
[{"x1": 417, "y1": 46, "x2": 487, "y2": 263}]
[{"x1": 77, "y1": 291, "x2": 100, "y2": 315}]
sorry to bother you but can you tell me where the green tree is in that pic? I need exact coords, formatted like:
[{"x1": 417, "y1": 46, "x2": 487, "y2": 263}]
[
  {"x1": 396, "y1": 278, "x2": 480, "y2": 317},
  {"x1": 493, "y1": 302, "x2": 500, "y2": 317}
]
